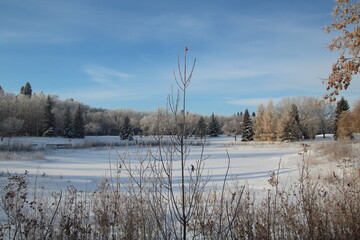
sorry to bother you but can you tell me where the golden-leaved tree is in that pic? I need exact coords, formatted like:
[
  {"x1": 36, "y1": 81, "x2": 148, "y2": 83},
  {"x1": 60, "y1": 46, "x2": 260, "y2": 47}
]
[
  {"x1": 324, "y1": 0, "x2": 360, "y2": 102},
  {"x1": 337, "y1": 100, "x2": 360, "y2": 138}
]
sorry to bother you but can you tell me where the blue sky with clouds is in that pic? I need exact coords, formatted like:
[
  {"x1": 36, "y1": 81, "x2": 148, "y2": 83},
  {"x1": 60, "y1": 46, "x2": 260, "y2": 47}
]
[{"x1": 1, "y1": 0, "x2": 359, "y2": 115}]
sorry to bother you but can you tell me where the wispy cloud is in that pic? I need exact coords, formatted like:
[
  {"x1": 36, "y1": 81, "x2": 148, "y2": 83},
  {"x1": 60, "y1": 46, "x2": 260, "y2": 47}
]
[
  {"x1": 226, "y1": 97, "x2": 284, "y2": 107},
  {"x1": 83, "y1": 65, "x2": 135, "y2": 86}
]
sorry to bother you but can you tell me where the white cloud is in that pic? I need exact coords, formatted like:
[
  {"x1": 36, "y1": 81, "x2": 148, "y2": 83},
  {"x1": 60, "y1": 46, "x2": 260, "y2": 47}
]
[{"x1": 83, "y1": 65, "x2": 135, "y2": 86}]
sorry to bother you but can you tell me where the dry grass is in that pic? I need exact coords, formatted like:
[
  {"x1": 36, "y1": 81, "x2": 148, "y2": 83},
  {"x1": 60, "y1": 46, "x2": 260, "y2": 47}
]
[
  {"x1": 315, "y1": 140, "x2": 356, "y2": 162},
  {"x1": 0, "y1": 151, "x2": 45, "y2": 160},
  {"x1": 311, "y1": 140, "x2": 360, "y2": 184}
]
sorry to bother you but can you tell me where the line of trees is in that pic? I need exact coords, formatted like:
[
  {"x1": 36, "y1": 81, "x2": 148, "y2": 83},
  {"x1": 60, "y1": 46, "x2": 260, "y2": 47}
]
[
  {"x1": 0, "y1": 83, "x2": 357, "y2": 141},
  {"x1": 252, "y1": 97, "x2": 337, "y2": 141}
]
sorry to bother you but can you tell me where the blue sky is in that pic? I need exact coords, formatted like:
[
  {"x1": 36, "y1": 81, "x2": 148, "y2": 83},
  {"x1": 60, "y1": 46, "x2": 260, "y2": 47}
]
[{"x1": 1, "y1": 0, "x2": 359, "y2": 115}]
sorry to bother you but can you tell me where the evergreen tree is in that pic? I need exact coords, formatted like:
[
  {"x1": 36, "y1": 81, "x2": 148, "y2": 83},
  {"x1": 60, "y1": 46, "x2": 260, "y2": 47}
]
[
  {"x1": 23, "y1": 82, "x2": 32, "y2": 97},
  {"x1": 74, "y1": 104, "x2": 85, "y2": 138},
  {"x1": 0, "y1": 85, "x2": 4, "y2": 95},
  {"x1": 62, "y1": 106, "x2": 73, "y2": 138},
  {"x1": 120, "y1": 116, "x2": 133, "y2": 140},
  {"x1": 195, "y1": 116, "x2": 206, "y2": 138},
  {"x1": 42, "y1": 95, "x2": 56, "y2": 137},
  {"x1": 241, "y1": 109, "x2": 254, "y2": 141},
  {"x1": 334, "y1": 97, "x2": 350, "y2": 140},
  {"x1": 207, "y1": 113, "x2": 221, "y2": 137}
]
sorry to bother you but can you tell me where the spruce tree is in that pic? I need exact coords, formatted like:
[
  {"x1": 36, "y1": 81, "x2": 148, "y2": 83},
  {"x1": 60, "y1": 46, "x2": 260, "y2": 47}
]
[
  {"x1": 334, "y1": 97, "x2": 350, "y2": 140},
  {"x1": 241, "y1": 109, "x2": 254, "y2": 141},
  {"x1": 207, "y1": 113, "x2": 221, "y2": 137},
  {"x1": 23, "y1": 82, "x2": 32, "y2": 97},
  {"x1": 195, "y1": 116, "x2": 206, "y2": 139},
  {"x1": 73, "y1": 104, "x2": 85, "y2": 138},
  {"x1": 42, "y1": 95, "x2": 56, "y2": 137},
  {"x1": 63, "y1": 106, "x2": 73, "y2": 138},
  {"x1": 120, "y1": 116, "x2": 133, "y2": 140}
]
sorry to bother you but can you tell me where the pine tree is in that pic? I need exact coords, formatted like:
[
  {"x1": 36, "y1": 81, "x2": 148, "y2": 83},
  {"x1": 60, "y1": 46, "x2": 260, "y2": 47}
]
[
  {"x1": 120, "y1": 116, "x2": 133, "y2": 140},
  {"x1": 63, "y1": 106, "x2": 73, "y2": 138},
  {"x1": 23, "y1": 82, "x2": 32, "y2": 97},
  {"x1": 73, "y1": 104, "x2": 85, "y2": 138},
  {"x1": 195, "y1": 116, "x2": 206, "y2": 138},
  {"x1": 207, "y1": 113, "x2": 221, "y2": 137},
  {"x1": 241, "y1": 109, "x2": 254, "y2": 141},
  {"x1": 334, "y1": 97, "x2": 350, "y2": 140},
  {"x1": 42, "y1": 95, "x2": 56, "y2": 137}
]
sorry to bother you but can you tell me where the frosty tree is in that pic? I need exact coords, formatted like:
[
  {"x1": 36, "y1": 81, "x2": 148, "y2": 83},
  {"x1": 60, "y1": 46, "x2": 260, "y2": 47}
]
[
  {"x1": 1, "y1": 117, "x2": 24, "y2": 138},
  {"x1": 241, "y1": 109, "x2": 254, "y2": 141},
  {"x1": 207, "y1": 113, "x2": 221, "y2": 137},
  {"x1": 120, "y1": 116, "x2": 133, "y2": 140}
]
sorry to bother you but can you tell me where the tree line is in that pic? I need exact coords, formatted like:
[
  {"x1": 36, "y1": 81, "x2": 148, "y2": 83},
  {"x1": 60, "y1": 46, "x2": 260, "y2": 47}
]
[{"x1": 0, "y1": 83, "x2": 357, "y2": 141}]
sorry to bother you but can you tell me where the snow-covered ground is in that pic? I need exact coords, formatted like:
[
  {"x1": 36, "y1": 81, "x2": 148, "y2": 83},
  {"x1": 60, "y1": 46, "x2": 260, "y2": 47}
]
[
  {"x1": 0, "y1": 135, "x2": 330, "y2": 194},
  {"x1": 5, "y1": 134, "x2": 360, "y2": 225}
]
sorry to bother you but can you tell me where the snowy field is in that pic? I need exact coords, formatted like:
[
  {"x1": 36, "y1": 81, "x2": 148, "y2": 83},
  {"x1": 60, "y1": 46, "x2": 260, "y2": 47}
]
[{"x1": 0, "y1": 135, "x2": 332, "y2": 195}]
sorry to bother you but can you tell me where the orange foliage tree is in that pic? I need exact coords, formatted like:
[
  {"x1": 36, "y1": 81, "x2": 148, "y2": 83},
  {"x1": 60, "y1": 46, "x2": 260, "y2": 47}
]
[
  {"x1": 324, "y1": 0, "x2": 360, "y2": 102},
  {"x1": 337, "y1": 101, "x2": 360, "y2": 138}
]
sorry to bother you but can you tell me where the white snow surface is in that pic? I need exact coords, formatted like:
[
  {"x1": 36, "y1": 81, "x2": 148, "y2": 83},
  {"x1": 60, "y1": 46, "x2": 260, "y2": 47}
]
[{"x1": 0, "y1": 135, "x2": 323, "y2": 194}]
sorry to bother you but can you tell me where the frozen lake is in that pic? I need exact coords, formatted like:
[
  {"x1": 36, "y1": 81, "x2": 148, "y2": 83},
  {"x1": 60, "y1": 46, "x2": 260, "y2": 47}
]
[{"x1": 0, "y1": 135, "x2": 307, "y2": 194}]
